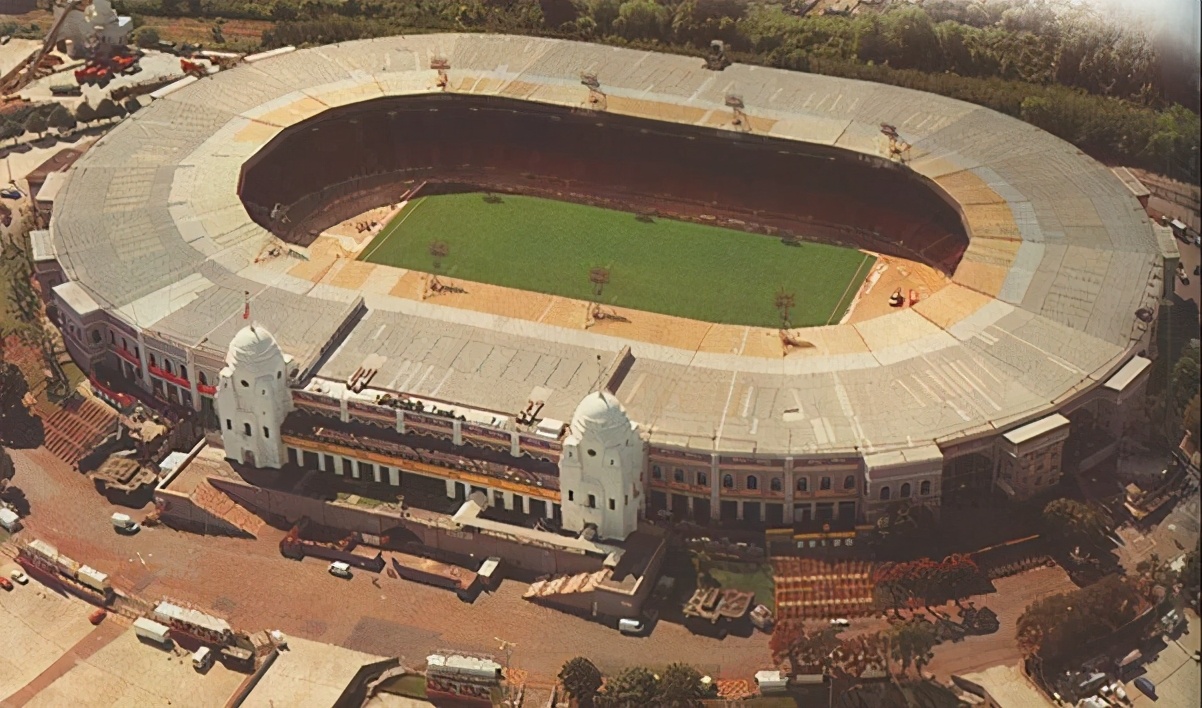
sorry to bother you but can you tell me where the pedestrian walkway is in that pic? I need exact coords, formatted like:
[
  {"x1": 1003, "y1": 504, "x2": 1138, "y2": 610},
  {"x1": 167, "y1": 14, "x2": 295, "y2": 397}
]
[{"x1": 3, "y1": 617, "x2": 126, "y2": 707}]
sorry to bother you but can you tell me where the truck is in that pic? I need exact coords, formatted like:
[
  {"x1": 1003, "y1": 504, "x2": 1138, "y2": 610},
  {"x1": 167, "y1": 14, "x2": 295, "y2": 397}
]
[
  {"x1": 111, "y1": 513, "x2": 139, "y2": 533},
  {"x1": 50, "y1": 84, "x2": 81, "y2": 96},
  {"x1": 133, "y1": 617, "x2": 172, "y2": 646}
]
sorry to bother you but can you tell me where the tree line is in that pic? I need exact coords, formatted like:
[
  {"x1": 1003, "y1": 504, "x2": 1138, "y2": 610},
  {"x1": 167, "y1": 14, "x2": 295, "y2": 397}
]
[
  {"x1": 111, "y1": 0, "x2": 1200, "y2": 182},
  {"x1": 0, "y1": 99, "x2": 139, "y2": 145},
  {"x1": 558, "y1": 657, "x2": 709, "y2": 707}
]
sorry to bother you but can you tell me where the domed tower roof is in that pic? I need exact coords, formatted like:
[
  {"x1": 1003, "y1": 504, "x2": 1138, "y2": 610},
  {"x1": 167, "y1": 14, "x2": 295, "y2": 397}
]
[
  {"x1": 226, "y1": 324, "x2": 282, "y2": 367},
  {"x1": 570, "y1": 390, "x2": 631, "y2": 434}
]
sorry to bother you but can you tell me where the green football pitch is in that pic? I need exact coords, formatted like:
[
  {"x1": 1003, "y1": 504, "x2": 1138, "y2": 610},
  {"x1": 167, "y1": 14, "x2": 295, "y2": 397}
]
[{"x1": 359, "y1": 192, "x2": 875, "y2": 328}]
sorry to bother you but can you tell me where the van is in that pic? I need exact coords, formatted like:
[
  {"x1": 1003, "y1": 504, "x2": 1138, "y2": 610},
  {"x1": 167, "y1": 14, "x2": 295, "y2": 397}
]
[
  {"x1": 111, "y1": 513, "x2": 139, "y2": 533},
  {"x1": 328, "y1": 561, "x2": 352, "y2": 579},
  {"x1": 618, "y1": 618, "x2": 645, "y2": 635},
  {"x1": 192, "y1": 646, "x2": 212, "y2": 671}
]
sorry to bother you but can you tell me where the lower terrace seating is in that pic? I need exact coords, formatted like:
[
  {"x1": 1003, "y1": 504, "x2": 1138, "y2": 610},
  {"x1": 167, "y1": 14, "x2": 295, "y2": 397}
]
[
  {"x1": 771, "y1": 557, "x2": 878, "y2": 621},
  {"x1": 240, "y1": 94, "x2": 968, "y2": 273}
]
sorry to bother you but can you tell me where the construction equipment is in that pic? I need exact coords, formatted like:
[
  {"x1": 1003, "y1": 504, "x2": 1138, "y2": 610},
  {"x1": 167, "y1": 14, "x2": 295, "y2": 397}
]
[
  {"x1": 880, "y1": 123, "x2": 911, "y2": 162},
  {"x1": 705, "y1": 40, "x2": 730, "y2": 71},
  {"x1": 180, "y1": 58, "x2": 208, "y2": 78},
  {"x1": 431, "y1": 57, "x2": 450, "y2": 90},
  {"x1": 74, "y1": 46, "x2": 139, "y2": 86}
]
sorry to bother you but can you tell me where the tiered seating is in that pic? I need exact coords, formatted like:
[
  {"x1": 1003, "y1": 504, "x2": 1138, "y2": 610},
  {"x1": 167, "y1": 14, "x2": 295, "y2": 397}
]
[
  {"x1": 35, "y1": 396, "x2": 118, "y2": 468},
  {"x1": 524, "y1": 569, "x2": 611, "y2": 599},
  {"x1": 771, "y1": 558, "x2": 878, "y2": 620}
]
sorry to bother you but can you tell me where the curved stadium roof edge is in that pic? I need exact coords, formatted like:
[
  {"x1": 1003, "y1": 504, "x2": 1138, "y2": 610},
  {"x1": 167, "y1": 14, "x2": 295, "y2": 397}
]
[{"x1": 50, "y1": 33, "x2": 1166, "y2": 457}]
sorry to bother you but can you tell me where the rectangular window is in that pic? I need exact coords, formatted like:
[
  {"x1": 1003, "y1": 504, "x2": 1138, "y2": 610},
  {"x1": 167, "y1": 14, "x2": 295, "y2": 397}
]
[
  {"x1": 342, "y1": 458, "x2": 353, "y2": 475},
  {"x1": 225, "y1": 419, "x2": 231, "y2": 430},
  {"x1": 568, "y1": 491, "x2": 575, "y2": 502},
  {"x1": 609, "y1": 499, "x2": 616, "y2": 510},
  {"x1": 588, "y1": 494, "x2": 596, "y2": 508},
  {"x1": 263, "y1": 427, "x2": 270, "y2": 439}
]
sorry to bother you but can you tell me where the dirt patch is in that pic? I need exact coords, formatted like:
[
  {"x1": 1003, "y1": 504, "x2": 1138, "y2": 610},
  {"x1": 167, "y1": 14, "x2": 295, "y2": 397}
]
[{"x1": 136, "y1": 17, "x2": 271, "y2": 48}]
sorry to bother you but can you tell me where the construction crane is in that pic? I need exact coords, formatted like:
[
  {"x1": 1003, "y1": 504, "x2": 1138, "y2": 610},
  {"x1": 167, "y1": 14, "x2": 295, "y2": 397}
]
[{"x1": 0, "y1": 0, "x2": 87, "y2": 94}]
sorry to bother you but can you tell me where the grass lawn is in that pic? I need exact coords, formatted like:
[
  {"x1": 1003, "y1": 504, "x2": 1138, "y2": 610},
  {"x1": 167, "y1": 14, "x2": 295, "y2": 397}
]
[
  {"x1": 707, "y1": 562, "x2": 776, "y2": 612},
  {"x1": 360, "y1": 193, "x2": 874, "y2": 327}
]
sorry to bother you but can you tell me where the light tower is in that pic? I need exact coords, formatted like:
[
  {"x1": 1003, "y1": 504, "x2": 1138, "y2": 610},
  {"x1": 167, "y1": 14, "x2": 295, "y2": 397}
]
[{"x1": 216, "y1": 294, "x2": 293, "y2": 468}]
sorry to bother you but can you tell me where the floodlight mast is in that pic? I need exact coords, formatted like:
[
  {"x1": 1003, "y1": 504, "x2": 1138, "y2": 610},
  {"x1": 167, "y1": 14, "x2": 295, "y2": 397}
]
[
  {"x1": 580, "y1": 72, "x2": 606, "y2": 110},
  {"x1": 880, "y1": 123, "x2": 911, "y2": 162}
]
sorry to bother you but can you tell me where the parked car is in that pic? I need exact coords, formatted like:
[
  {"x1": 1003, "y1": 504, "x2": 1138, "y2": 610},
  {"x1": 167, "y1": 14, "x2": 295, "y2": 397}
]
[
  {"x1": 0, "y1": 188, "x2": 22, "y2": 200},
  {"x1": 830, "y1": 618, "x2": 851, "y2": 628},
  {"x1": 328, "y1": 561, "x2": 352, "y2": 579},
  {"x1": 0, "y1": 577, "x2": 12, "y2": 591},
  {"x1": 1133, "y1": 677, "x2": 1156, "y2": 698},
  {"x1": 10, "y1": 569, "x2": 29, "y2": 585},
  {"x1": 618, "y1": 618, "x2": 646, "y2": 636}
]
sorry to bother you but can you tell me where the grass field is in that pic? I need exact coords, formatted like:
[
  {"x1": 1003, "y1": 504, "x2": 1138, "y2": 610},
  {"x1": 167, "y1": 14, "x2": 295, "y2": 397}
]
[{"x1": 359, "y1": 193, "x2": 875, "y2": 327}]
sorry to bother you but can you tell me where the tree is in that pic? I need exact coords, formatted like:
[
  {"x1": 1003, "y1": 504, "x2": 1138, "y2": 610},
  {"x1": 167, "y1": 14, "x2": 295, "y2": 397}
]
[
  {"x1": 0, "y1": 120, "x2": 23, "y2": 145},
  {"x1": 122, "y1": 98, "x2": 142, "y2": 115},
  {"x1": 770, "y1": 621, "x2": 840, "y2": 675},
  {"x1": 135, "y1": 27, "x2": 161, "y2": 48},
  {"x1": 1017, "y1": 574, "x2": 1141, "y2": 663},
  {"x1": 0, "y1": 448, "x2": 13, "y2": 486},
  {"x1": 74, "y1": 101, "x2": 96, "y2": 125},
  {"x1": 885, "y1": 618, "x2": 938, "y2": 676},
  {"x1": 47, "y1": 104, "x2": 76, "y2": 134},
  {"x1": 1042, "y1": 498, "x2": 1111, "y2": 549},
  {"x1": 23, "y1": 112, "x2": 47, "y2": 138},
  {"x1": 1182, "y1": 537, "x2": 1200, "y2": 596},
  {"x1": 656, "y1": 663, "x2": 706, "y2": 707},
  {"x1": 559, "y1": 656, "x2": 603, "y2": 708},
  {"x1": 94, "y1": 98, "x2": 121, "y2": 123},
  {"x1": 613, "y1": 0, "x2": 670, "y2": 41},
  {"x1": 597, "y1": 666, "x2": 658, "y2": 707},
  {"x1": 1183, "y1": 394, "x2": 1201, "y2": 443}
]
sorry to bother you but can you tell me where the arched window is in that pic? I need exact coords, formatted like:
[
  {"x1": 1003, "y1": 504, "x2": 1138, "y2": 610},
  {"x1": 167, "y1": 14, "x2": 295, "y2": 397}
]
[
  {"x1": 673, "y1": 469, "x2": 685, "y2": 483},
  {"x1": 843, "y1": 475, "x2": 856, "y2": 490},
  {"x1": 198, "y1": 371, "x2": 208, "y2": 386},
  {"x1": 820, "y1": 476, "x2": 832, "y2": 491},
  {"x1": 243, "y1": 422, "x2": 252, "y2": 436},
  {"x1": 879, "y1": 486, "x2": 891, "y2": 501},
  {"x1": 722, "y1": 475, "x2": 734, "y2": 489},
  {"x1": 696, "y1": 471, "x2": 708, "y2": 487},
  {"x1": 920, "y1": 480, "x2": 931, "y2": 496},
  {"x1": 163, "y1": 360, "x2": 172, "y2": 374},
  {"x1": 90, "y1": 329, "x2": 101, "y2": 344},
  {"x1": 179, "y1": 365, "x2": 188, "y2": 380},
  {"x1": 651, "y1": 465, "x2": 663, "y2": 480},
  {"x1": 149, "y1": 354, "x2": 157, "y2": 367},
  {"x1": 770, "y1": 477, "x2": 782, "y2": 492},
  {"x1": 108, "y1": 331, "x2": 115, "y2": 344},
  {"x1": 746, "y1": 475, "x2": 758, "y2": 491},
  {"x1": 797, "y1": 477, "x2": 808, "y2": 492},
  {"x1": 901, "y1": 483, "x2": 911, "y2": 498}
]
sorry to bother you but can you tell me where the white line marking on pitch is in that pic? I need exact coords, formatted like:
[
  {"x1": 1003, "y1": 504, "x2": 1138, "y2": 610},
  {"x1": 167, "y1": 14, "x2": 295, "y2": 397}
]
[{"x1": 361, "y1": 197, "x2": 426, "y2": 262}]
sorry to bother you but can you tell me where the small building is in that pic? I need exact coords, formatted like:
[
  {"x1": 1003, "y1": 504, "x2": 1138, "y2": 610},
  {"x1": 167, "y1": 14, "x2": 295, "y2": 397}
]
[
  {"x1": 425, "y1": 653, "x2": 503, "y2": 705},
  {"x1": 0, "y1": 506, "x2": 21, "y2": 532}
]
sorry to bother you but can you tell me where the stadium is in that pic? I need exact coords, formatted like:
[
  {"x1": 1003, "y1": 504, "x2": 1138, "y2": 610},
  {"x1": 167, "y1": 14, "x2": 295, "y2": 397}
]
[{"x1": 43, "y1": 34, "x2": 1173, "y2": 538}]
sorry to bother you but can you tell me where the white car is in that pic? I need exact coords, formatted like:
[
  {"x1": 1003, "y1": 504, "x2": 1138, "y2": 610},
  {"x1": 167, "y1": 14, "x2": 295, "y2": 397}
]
[
  {"x1": 830, "y1": 618, "x2": 851, "y2": 628},
  {"x1": 328, "y1": 561, "x2": 352, "y2": 579},
  {"x1": 10, "y1": 569, "x2": 29, "y2": 585}
]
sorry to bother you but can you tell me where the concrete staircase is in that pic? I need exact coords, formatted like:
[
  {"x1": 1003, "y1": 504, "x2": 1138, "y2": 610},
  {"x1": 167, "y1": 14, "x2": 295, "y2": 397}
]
[
  {"x1": 524, "y1": 569, "x2": 612, "y2": 599},
  {"x1": 190, "y1": 481, "x2": 266, "y2": 537},
  {"x1": 34, "y1": 396, "x2": 118, "y2": 467}
]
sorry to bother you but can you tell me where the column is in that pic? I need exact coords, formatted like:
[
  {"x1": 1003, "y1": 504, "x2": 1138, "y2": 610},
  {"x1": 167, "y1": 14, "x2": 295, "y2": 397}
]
[
  {"x1": 736, "y1": 500, "x2": 744, "y2": 521},
  {"x1": 501, "y1": 491, "x2": 514, "y2": 511},
  {"x1": 185, "y1": 348, "x2": 201, "y2": 412},
  {"x1": 783, "y1": 457, "x2": 795, "y2": 522},
  {"x1": 135, "y1": 330, "x2": 151, "y2": 390},
  {"x1": 339, "y1": 393, "x2": 349, "y2": 423},
  {"x1": 520, "y1": 494, "x2": 530, "y2": 514},
  {"x1": 546, "y1": 501, "x2": 555, "y2": 519},
  {"x1": 510, "y1": 432, "x2": 521, "y2": 457},
  {"x1": 334, "y1": 456, "x2": 344, "y2": 476},
  {"x1": 452, "y1": 420, "x2": 462, "y2": 446},
  {"x1": 351, "y1": 459, "x2": 361, "y2": 480},
  {"x1": 709, "y1": 454, "x2": 721, "y2": 521},
  {"x1": 687, "y1": 495, "x2": 695, "y2": 515},
  {"x1": 373, "y1": 464, "x2": 383, "y2": 484},
  {"x1": 395, "y1": 409, "x2": 405, "y2": 434},
  {"x1": 445, "y1": 478, "x2": 457, "y2": 499},
  {"x1": 389, "y1": 466, "x2": 400, "y2": 486}
]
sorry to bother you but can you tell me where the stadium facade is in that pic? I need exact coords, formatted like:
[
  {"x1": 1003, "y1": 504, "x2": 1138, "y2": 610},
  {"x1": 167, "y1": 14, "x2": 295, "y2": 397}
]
[{"x1": 42, "y1": 34, "x2": 1178, "y2": 538}]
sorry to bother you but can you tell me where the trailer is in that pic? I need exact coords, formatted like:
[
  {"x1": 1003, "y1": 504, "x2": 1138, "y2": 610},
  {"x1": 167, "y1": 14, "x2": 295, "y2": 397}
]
[
  {"x1": 390, "y1": 552, "x2": 478, "y2": 598},
  {"x1": 153, "y1": 601, "x2": 233, "y2": 646},
  {"x1": 134, "y1": 617, "x2": 172, "y2": 646}
]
